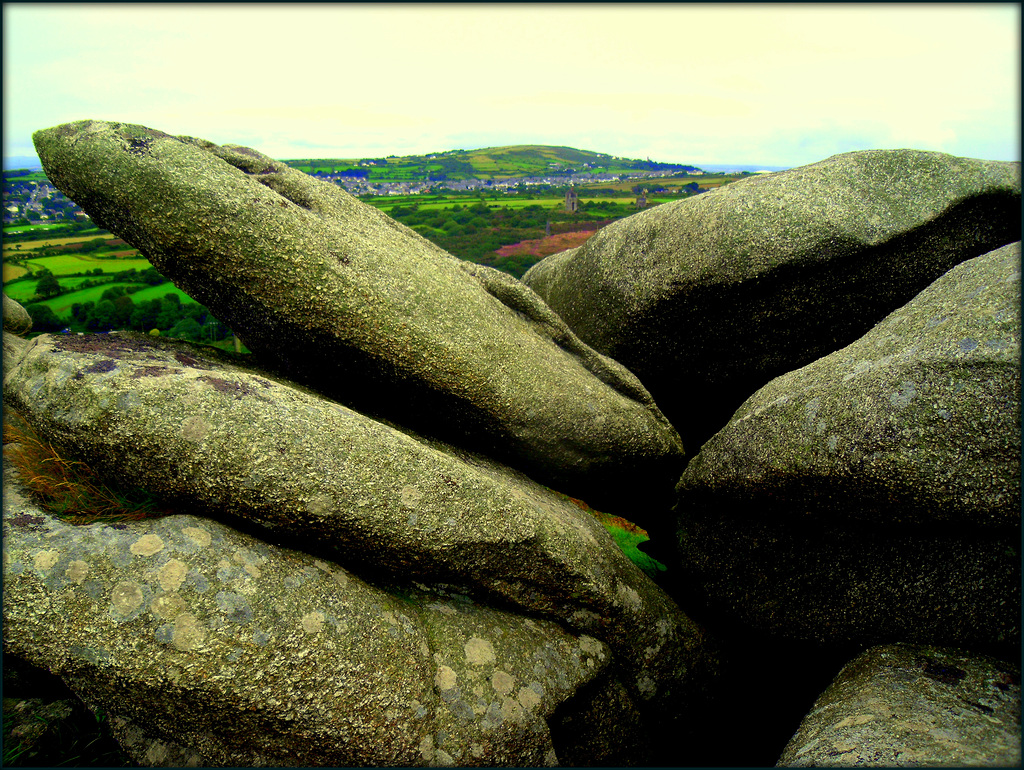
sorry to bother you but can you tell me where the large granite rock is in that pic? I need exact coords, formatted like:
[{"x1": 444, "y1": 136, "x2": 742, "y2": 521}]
[
  {"x1": 2, "y1": 331, "x2": 714, "y2": 758},
  {"x1": 2, "y1": 464, "x2": 625, "y2": 766},
  {"x1": 31, "y1": 120, "x2": 684, "y2": 512},
  {"x1": 777, "y1": 644, "x2": 1021, "y2": 767},
  {"x1": 523, "y1": 150, "x2": 1021, "y2": 452},
  {"x1": 4, "y1": 292, "x2": 32, "y2": 336},
  {"x1": 673, "y1": 242, "x2": 1021, "y2": 653},
  {"x1": 4, "y1": 294, "x2": 33, "y2": 365}
]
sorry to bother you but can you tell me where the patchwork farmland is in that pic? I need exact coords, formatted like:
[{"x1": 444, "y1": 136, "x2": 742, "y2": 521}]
[{"x1": 4, "y1": 144, "x2": 749, "y2": 341}]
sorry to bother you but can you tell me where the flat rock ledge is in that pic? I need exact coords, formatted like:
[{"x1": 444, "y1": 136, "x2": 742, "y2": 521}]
[{"x1": 2, "y1": 331, "x2": 710, "y2": 711}]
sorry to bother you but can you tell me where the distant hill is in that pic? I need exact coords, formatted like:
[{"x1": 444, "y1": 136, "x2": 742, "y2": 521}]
[{"x1": 283, "y1": 145, "x2": 702, "y2": 182}]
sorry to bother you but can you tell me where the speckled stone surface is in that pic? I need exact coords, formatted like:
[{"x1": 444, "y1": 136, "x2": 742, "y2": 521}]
[
  {"x1": 3, "y1": 460, "x2": 630, "y2": 766},
  {"x1": 31, "y1": 120, "x2": 684, "y2": 513},
  {"x1": 523, "y1": 149, "x2": 1021, "y2": 453},
  {"x1": 674, "y1": 243, "x2": 1021, "y2": 650},
  {"x1": 2, "y1": 331, "x2": 713, "y2": 724},
  {"x1": 777, "y1": 644, "x2": 1021, "y2": 767}
]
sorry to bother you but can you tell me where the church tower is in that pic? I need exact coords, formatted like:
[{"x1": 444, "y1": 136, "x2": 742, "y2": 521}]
[{"x1": 564, "y1": 184, "x2": 579, "y2": 213}]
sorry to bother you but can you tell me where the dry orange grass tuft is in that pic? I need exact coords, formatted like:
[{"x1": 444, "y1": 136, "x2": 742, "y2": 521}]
[{"x1": 3, "y1": 413, "x2": 168, "y2": 525}]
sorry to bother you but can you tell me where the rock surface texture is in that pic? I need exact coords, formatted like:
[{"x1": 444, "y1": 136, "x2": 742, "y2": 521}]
[
  {"x1": 2, "y1": 465, "x2": 626, "y2": 766},
  {"x1": 523, "y1": 150, "x2": 1021, "y2": 453},
  {"x1": 777, "y1": 644, "x2": 1021, "y2": 767},
  {"x1": 31, "y1": 120, "x2": 684, "y2": 512},
  {"x1": 6, "y1": 125, "x2": 1020, "y2": 766},
  {"x1": 674, "y1": 242, "x2": 1021, "y2": 652},
  {"x1": 4, "y1": 292, "x2": 32, "y2": 336},
  {"x1": 2, "y1": 331, "x2": 711, "y2": 727},
  {"x1": 3, "y1": 293, "x2": 32, "y2": 364},
  {"x1": 4, "y1": 331, "x2": 716, "y2": 765}
]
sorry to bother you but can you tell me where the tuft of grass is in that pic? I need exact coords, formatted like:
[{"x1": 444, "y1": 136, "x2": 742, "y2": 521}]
[
  {"x1": 3, "y1": 412, "x2": 170, "y2": 525},
  {"x1": 1, "y1": 699, "x2": 132, "y2": 767},
  {"x1": 549, "y1": 490, "x2": 668, "y2": 579}
]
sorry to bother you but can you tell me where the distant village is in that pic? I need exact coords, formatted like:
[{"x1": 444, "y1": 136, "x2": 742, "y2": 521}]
[
  {"x1": 2, "y1": 166, "x2": 708, "y2": 226},
  {"x1": 311, "y1": 167, "x2": 704, "y2": 197},
  {"x1": 3, "y1": 176, "x2": 83, "y2": 226}
]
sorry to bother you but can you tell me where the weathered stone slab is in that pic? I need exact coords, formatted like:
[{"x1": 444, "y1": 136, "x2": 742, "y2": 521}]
[
  {"x1": 777, "y1": 644, "x2": 1021, "y2": 767},
  {"x1": 2, "y1": 331, "x2": 712, "y2": 730},
  {"x1": 673, "y1": 243, "x2": 1021, "y2": 651},
  {"x1": 32, "y1": 120, "x2": 684, "y2": 511},
  {"x1": 2, "y1": 462, "x2": 625, "y2": 766},
  {"x1": 524, "y1": 150, "x2": 1021, "y2": 452}
]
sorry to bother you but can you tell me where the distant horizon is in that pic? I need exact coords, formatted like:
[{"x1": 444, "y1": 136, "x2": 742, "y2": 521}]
[{"x1": 2, "y1": 148, "x2": 795, "y2": 176}]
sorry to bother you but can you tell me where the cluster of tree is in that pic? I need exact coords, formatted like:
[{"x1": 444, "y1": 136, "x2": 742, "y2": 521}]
[
  {"x1": 24, "y1": 267, "x2": 165, "y2": 303},
  {"x1": 26, "y1": 290, "x2": 233, "y2": 345}
]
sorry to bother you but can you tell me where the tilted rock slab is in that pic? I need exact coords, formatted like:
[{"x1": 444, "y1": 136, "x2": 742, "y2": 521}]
[
  {"x1": 777, "y1": 644, "x2": 1021, "y2": 767},
  {"x1": 523, "y1": 149, "x2": 1021, "y2": 453},
  {"x1": 2, "y1": 331, "x2": 713, "y2": 744},
  {"x1": 674, "y1": 242, "x2": 1021, "y2": 651},
  {"x1": 2, "y1": 466, "x2": 627, "y2": 766},
  {"x1": 32, "y1": 120, "x2": 683, "y2": 512}
]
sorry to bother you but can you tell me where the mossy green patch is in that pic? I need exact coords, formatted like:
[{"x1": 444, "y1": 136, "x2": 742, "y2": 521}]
[{"x1": 551, "y1": 491, "x2": 667, "y2": 579}]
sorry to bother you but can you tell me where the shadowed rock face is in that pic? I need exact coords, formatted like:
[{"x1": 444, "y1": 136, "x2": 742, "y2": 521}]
[
  {"x1": 673, "y1": 243, "x2": 1021, "y2": 652},
  {"x1": 777, "y1": 644, "x2": 1021, "y2": 767},
  {"x1": 32, "y1": 120, "x2": 684, "y2": 513},
  {"x1": 523, "y1": 149, "x2": 1021, "y2": 454}
]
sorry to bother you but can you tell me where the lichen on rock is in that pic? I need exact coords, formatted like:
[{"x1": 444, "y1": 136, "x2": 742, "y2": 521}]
[{"x1": 31, "y1": 119, "x2": 684, "y2": 513}]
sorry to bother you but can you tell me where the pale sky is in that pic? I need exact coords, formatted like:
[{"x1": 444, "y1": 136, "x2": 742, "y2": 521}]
[{"x1": 3, "y1": 3, "x2": 1020, "y2": 168}]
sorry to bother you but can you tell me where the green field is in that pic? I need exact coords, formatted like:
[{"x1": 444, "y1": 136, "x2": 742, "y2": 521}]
[
  {"x1": 5, "y1": 255, "x2": 152, "y2": 277},
  {"x1": 3, "y1": 274, "x2": 103, "y2": 302},
  {"x1": 35, "y1": 282, "x2": 150, "y2": 317},
  {"x1": 367, "y1": 194, "x2": 646, "y2": 214},
  {"x1": 127, "y1": 284, "x2": 193, "y2": 304},
  {"x1": 11, "y1": 280, "x2": 194, "y2": 318},
  {"x1": 3, "y1": 170, "x2": 49, "y2": 182},
  {"x1": 2, "y1": 223, "x2": 68, "y2": 234}
]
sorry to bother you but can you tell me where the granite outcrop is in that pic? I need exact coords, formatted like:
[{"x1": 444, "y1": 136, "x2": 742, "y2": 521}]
[{"x1": 5, "y1": 125, "x2": 1020, "y2": 766}]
